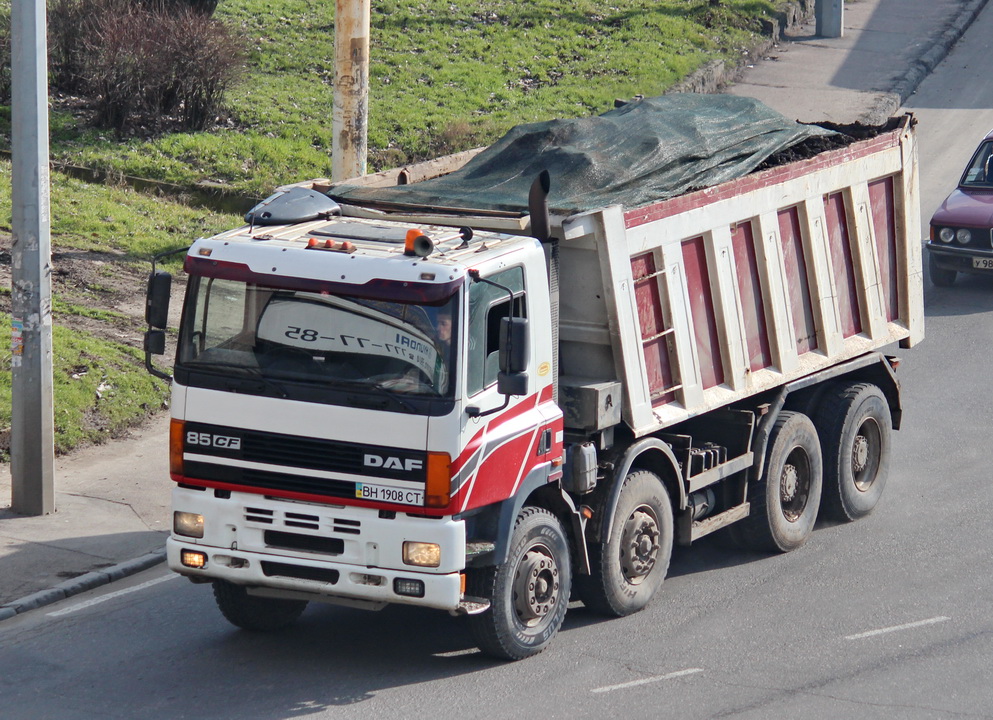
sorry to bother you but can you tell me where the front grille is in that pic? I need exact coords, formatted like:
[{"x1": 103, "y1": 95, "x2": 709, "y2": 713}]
[
  {"x1": 333, "y1": 518, "x2": 361, "y2": 535},
  {"x1": 285, "y1": 511, "x2": 320, "y2": 530},
  {"x1": 260, "y1": 561, "x2": 340, "y2": 584},
  {"x1": 239, "y1": 429, "x2": 368, "y2": 474}
]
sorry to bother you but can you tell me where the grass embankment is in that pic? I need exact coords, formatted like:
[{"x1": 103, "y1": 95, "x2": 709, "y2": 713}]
[
  {"x1": 0, "y1": 162, "x2": 240, "y2": 457},
  {"x1": 40, "y1": 0, "x2": 792, "y2": 197},
  {"x1": 0, "y1": 0, "x2": 795, "y2": 456}
]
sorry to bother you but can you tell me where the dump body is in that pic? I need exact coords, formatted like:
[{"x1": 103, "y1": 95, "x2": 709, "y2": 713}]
[{"x1": 553, "y1": 116, "x2": 923, "y2": 436}]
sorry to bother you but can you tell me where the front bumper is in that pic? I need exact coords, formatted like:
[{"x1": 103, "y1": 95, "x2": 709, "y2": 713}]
[
  {"x1": 927, "y1": 241, "x2": 993, "y2": 273},
  {"x1": 168, "y1": 487, "x2": 466, "y2": 611}
]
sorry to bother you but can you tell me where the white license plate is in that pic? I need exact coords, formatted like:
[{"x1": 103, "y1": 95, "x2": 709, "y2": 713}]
[
  {"x1": 973, "y1": 257, "x2": 993, "y2": 270},
  {"x1": 355, "y1": 483, "x2": 423, "y2": 505}
]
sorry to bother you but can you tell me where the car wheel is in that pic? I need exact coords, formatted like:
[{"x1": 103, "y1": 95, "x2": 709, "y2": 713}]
[{"x1": 929, "y1": 253, "x2": 957, "y2": 287}]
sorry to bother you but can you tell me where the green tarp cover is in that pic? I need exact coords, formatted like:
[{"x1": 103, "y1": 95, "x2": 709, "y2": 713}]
[{"x1": 330, "y1": 93, "x2": 835, "y2": 216}]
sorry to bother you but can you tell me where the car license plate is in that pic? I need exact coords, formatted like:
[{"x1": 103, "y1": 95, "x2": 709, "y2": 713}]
[
  {"x1": 973, "y1": 257, "x2": 993, "y2": 269},
  {"x1": 355, "y1": 483, "x2": 423, "y2": 505}
]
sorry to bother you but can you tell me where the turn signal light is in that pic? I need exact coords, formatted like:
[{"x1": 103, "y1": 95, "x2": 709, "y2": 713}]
[
  {"x1": 170, "y1": 419, "x2": 185, "y2": 478},
  {"x1": 425, "y1": 452, "x2": 452, "y2": 508}
]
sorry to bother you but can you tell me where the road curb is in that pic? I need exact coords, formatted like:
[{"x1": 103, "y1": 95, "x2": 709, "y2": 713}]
[
  {"x1": 0, "y1": 547, "x2": 166, "y2": 622},
  {"x1": 882, "y1": 0, "x2": 989, "y2": 117}
]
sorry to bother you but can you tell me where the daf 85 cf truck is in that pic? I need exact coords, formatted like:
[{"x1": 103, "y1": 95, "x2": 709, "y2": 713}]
[{"x1": 145, "y1": 95, "x2": 923, "y2": 660}]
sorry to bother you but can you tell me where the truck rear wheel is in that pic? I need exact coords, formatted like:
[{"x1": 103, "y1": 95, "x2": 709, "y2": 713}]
[
  {"x1": 814, "y1": 382, "x2": 891, "y2": 522},
  {"x1": 737, "y1": 411, "x2": 822, "y2": 553},
  {"x1": 212, "y1": 580, "x2": 308, "y2": 631},
  {"x1": 467, "y1": 507, "x2": 571, "y2": 661},
  {"x1": 576, "y1": 470, "x2": 673, "y2": 617}
]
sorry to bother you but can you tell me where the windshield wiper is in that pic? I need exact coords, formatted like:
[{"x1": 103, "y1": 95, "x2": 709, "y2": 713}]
[
  {"x1": 349, "y1": 381, "x2": 417, "y2": 413},
  {"x1": 222, "y1": 373, "x2": 289, "y2": 398}
]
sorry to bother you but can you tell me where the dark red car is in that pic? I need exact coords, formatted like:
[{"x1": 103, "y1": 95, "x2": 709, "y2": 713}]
[{"x1": 927, "y1": 130, "x2": 993, "y2": 286}]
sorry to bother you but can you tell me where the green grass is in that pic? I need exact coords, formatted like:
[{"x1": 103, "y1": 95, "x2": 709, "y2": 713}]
[
  {"x1": 0, "y1": 316, "x2": 170, "y2": 458},
  {"x1": 0, "y1": 160, "x2": 242, "y2": 260},
  {"x1": 0, "y1": 161, "x2": 241, "y2": 456},
  {"x1": 17, "y1": 0, "x2": 792, "y2": 197}
]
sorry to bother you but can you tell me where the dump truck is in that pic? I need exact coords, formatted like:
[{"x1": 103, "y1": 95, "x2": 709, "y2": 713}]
[{"x1": 145, "y1": 95, "x2": 924, "y2": 660}]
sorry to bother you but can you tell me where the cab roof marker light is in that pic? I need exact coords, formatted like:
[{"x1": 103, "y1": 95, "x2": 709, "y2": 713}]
[{"x1": 306, "y1": 237, "x2": 356, "y2": 253}]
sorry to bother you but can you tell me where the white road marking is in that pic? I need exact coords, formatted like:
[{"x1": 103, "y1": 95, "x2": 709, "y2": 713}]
[
  {"x1": 47, "y1": 574, "x2": 179, "y2": 617},
  {"x1": 591, "y1": 668, "x2": 704, "y2": 694},
  {"x1": 845, "y1": 615, "x2": 950, "y2": 641}
]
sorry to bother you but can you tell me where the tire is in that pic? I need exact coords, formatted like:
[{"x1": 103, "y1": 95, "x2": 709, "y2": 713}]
[
  {"x1": 575, "y1": 470, "x2": 673, "y2": 617},
  {"x1": 929, "y1": 253, "x2": 957, "y2": 287},
  {"x1": 737, "y1": 411, "x2": 822, "y2": 553},
  {"x1": 814, "y1": 382, "x2": 891, "y2": 522},
  {"x1": 467, "y1": 507, "x2": 571, "y2": 661},
  {"x1": 212, "y1": 580, "x2": 308, "y2": 631}
]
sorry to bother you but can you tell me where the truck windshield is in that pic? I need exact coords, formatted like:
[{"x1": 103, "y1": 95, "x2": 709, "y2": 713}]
[{"x1": 176, "y1": 277, "x2": 457, "y2": 406}]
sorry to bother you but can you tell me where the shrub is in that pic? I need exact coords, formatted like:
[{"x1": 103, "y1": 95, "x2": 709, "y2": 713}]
[{"x1": 45, "y1": 0, "x2": 244, "y2": 133}]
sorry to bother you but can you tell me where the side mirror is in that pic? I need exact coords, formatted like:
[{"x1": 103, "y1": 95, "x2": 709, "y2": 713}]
[
  {"x1": 144, "y1": 329, "x2": 166, "y2": 356},
  {"x1": 498, "y1": 316, "x2": 529, "y2": 374},
  {"x1": 497, "y1": 371, "x2": 528, "y2": 397},
  {"x1": 145, "y1": 271, "x2": 172, "y2": 329}
]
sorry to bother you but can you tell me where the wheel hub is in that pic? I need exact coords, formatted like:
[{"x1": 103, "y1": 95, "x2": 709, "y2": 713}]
[
  {"x1": 852, "y1": 434, "x2": 869, "y2": 473},
  {"x1": 780, "y1": 456, "x2": 810, "y2": 523},
  {"x1": 782, "y1": 464, "x2": 799, "y2": 499},
  {"x1": 620, "y1": 508, "x2": 659, "y2": 584},
  {"x1": 513, "y1": 548, "x2": 560, "y2": 625}
]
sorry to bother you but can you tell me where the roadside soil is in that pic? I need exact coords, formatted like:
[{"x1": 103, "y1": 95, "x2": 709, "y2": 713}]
[{"x1": 0, "y1": 234, "x2": 184, "y2": 452}]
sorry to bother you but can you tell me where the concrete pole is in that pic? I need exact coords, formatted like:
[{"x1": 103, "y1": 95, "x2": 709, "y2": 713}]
[
  {"x1": 816, "y1": 0, "x2": 844, "y2": 38},
  {"x1": 10, "y1": 0, "x2": 55, "y2": 515},
  {"x1": 331, "y1": 0, "x2": 371, "y2": 182}
]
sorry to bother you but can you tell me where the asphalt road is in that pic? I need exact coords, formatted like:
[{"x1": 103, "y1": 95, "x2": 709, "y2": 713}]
[{"x1": 4, "y1": 7, "x2": 993, "y2": 720}]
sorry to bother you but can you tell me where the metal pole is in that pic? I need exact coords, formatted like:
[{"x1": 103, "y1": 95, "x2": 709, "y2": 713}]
[
  {"x1": 10, "y1": 0, "x2": 55, "y2": 515},
  {"x1": 331, "y1": 0, "x2": 370, "y2": 182},
  {"x1": 815, "y1": 0, "x2": 844, "y2": 38}
]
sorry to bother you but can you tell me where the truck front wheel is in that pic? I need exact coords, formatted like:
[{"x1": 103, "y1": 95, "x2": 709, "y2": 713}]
[
  {"x1": 814, "y1": 382, "x2": 891, "y2": 522},
  {"x1": 467, "y1": 507, "x2": 571, "y2": 661},
  {"x1": 737, "y1": 411, "x2": 822, "y2": 553},
  {"x1": 212, "y1": 580, "x2": 308, "y2": 631},
  {"x1": 576, "y1": 470, "x2": 673, "y2": 617}
]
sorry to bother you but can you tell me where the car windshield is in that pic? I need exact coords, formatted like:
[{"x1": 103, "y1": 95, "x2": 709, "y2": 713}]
[
  {"x1": 961, "y1": 140, "x2": 993, "y2": 187},
  {"x1": 177, "y1": 277, "x2": 457, "y2": 400}
]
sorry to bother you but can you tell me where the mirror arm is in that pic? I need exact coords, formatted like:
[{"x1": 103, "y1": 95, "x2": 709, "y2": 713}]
[{"x1": 466, "y1": 395, "x2": 510, "y2": 419}]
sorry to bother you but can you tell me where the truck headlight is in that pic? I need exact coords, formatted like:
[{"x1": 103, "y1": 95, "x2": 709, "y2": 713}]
[
  {"x1": 403, "y1": 541, "x2": 441, "y2": 567},
  {"x1": 939, "y1": 227, "x2": 954, "y2": 243},
  {"x1": 174, "y1": 511, "x2": 204, "y2": 538},
  {"x1": 956, "y1": 228, "x2": 972, "y2": 244}
]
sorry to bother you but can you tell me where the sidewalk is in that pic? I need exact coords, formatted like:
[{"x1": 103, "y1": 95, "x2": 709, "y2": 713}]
[{"x1": 0, "y1": 0, "x2": 987, "y2": 620}]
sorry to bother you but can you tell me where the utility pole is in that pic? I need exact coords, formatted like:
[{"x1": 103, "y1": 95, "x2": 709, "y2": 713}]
[
  {"x1": 10, "y1": 0, "x2": 55, "y2": 515},
  {"x1": 816, "y1": 0, "x2": 844, "y2": 38},
  {"x1": 331, "y1": 0, "x2": 370, "y2": 181}
]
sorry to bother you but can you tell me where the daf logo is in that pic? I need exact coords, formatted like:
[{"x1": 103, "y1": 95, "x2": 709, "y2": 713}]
[{"x1": 364, "y1": 454, "x2": 423, "y2": 472}]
